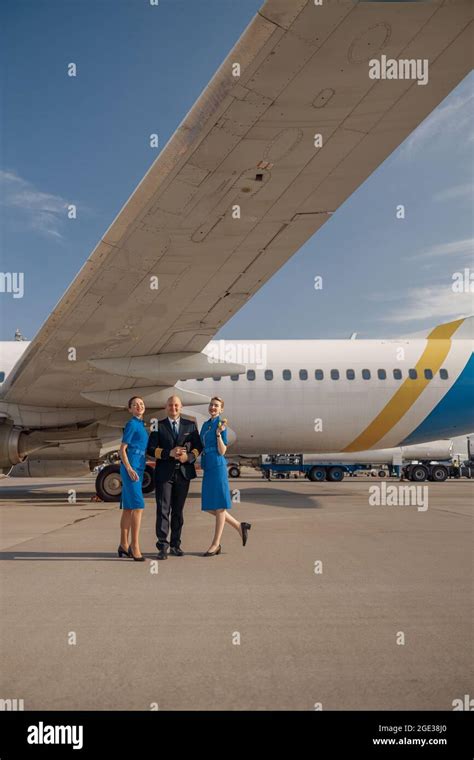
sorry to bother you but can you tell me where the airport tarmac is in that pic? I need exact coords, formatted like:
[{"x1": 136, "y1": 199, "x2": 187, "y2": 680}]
[{"x1": 0, "y1": 475, "x2": 472, "y2": 711}]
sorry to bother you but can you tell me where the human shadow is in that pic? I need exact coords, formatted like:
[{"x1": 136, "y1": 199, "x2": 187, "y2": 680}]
[{"x1": 0, "y1": 550, "x2": 133, "y2": 561}]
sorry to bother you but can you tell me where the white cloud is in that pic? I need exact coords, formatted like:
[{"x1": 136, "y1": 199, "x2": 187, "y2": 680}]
[
  {"x1": 0, "y1": 169, "x2": 69, "y2": 239},
  {"x1": 433, "y1": 183, "x2": 474, "y2": 203},
  {"x1": 416, "y1": 237, "x2": 474, "y2": 261},
  {"x1": 400, "y1": 74, "x2": 474, "y2": 157},
  {"x1": 381, "y1": 284, "x2": 473, "y2": 324}
]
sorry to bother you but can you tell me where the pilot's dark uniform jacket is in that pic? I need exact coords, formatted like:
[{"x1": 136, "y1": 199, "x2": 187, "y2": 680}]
[{"x1": 147, "y1": 417, "x2": 202, "y2": 552}]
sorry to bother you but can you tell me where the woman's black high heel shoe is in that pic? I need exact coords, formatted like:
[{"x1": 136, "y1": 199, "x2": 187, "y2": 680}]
[
  {"x1": 117, "y1": 545, "x2": 130, "y2": 558},
  {"x1": 241, "y1": 522, "x2": 252, "y2": 547},
  {"x1": 129, "y1": 546, "x2": 145, "y2": 562},
  {"x1": 203, "y1": 545, "x2": 221, "y2": 557}
]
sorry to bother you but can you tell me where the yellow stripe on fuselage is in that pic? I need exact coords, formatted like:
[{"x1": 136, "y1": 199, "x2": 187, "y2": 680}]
[{"x1": 343, "y1": 318, "x2": 464, "y2": 452}]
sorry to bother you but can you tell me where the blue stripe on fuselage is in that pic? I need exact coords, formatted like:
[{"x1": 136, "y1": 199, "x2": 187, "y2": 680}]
[{"x1": 400, "y1": 353, "x2": 474, "y2": 445}]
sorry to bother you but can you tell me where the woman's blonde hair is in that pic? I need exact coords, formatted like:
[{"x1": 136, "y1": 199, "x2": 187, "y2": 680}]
[{"x1": 210, "y1": 396, "x2": 224, "y2": 409}]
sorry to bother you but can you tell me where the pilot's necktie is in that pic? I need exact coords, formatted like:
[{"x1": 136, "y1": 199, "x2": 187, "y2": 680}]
[{"x1": 172, "y1": 420, "x2": 178, "y2": 442}]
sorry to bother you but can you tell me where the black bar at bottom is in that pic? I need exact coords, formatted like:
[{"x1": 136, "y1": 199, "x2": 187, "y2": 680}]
[{"x1": 0, "y1": 710, "x2": 473, "y2": 757}]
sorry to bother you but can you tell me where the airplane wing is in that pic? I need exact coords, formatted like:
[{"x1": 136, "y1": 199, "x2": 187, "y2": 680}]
[{"x1": 3, "y1": 0, "x2": 472, "y2": 411}]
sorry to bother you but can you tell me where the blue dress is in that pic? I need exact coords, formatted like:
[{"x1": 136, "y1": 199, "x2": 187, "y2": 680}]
[
  {"x1": 120, "y1": 416, "x2": 148, "y2": 510},
  {"x1": 200, "y1": 416, "x2": 232, "y2": 511}
]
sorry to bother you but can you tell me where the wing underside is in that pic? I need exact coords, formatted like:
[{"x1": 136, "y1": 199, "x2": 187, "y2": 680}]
[{"x1": 2, "y1": 0, "x2": 472, "y2": 412}]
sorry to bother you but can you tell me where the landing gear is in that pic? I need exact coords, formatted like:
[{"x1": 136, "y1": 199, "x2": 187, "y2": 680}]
[
  {"x1": 228, "y1": 465, "x2": 241, "y2": 478},
  {"x1": 142, "y1": 465, "x2": 155, "y2": 493},
  {"x1": 95, "y1": 463, "x2": 155, "y2": 502},
  {"x1": 95, "y1": 464, "x2": 122, "y2": 502}
]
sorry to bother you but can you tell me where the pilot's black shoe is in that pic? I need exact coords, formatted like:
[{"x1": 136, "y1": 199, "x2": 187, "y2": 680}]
[
  {"x1": 157, "y1": 548, "x2": 168, "y2": 560},
  {"x1": 170, "y1": 546, "x2": 184, "y2": 556}
]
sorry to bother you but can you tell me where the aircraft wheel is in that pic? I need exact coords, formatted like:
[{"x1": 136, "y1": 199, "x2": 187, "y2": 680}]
[
  {"x1": 95, "y1": 464, "x2": 122, "y2": 502},
  {"x1": 142, "y1": 465, "x2": 155, "y2": 493},
  {"x1": 228, "y1": 465, "x2": 240, "y2": 478}
]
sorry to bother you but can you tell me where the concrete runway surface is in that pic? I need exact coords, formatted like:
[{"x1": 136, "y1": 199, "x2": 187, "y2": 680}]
[{"x1": 0, "y1": 474, "x2": 472, "y2": 711}]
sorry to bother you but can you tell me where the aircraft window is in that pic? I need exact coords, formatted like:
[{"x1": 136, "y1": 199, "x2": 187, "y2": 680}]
[
  {"x1": 264, "y1": 370, "x2": 273, "y2": 380},
  {"x1": 393, "y1": 369, "x2": 402, "y2": 380},
  {"x1": 212, "y1": 377, "x2": 221, "y2": 381},
  {"x1": 247, "y1": 370, "x2": 256, "y2": 381},
  {"x1": 377, "y1": 369, "x2": 386, "y2": 380},
  {"x1": 299, "y1": 369, "x2": 308, "y2": 380},
  {"x1": 330, "y1": 369, "x2": 339, "y2": 380},
  {"x1": 196, "y1": 378, "x2": 204, "y2": 381},
  {"x1": 346, "y1": 369, "x2": 355, "y2": 380},
  {"x1": 362, "y1": 369, "x2": 371, "y2": 380},
  {"x1": 230, "y1": 374, "x2": 239, "y2": 381},
  {"x1": 440, "y1": 368, "x2": 449, "y2": 379},
  {"x1": 408, "y1": 369, "x2": 417, "y2": 379},
  {"x1": 424, "y1": 369, "x2": 433, "y2": 380},
  {"x1": 282, "y1": 369, "x2": 292, "y2": 380},
  {"x1": 315, "y1": 370, "x2": 324, "y2": 380}
]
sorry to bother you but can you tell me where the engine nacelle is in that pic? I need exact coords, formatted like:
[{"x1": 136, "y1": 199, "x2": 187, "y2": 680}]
[
  {"x1": 10, "y1": 460, "x2": 92, "y2": 478},
  {"x1": 0, "y1": 421, "x2": 113, "y2": 468},
  {"x1": 0, "y1": 425, "x2": 25, "y2": 468}
]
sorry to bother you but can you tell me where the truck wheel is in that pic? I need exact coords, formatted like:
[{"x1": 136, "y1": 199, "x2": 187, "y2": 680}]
[
  {"x1": 378, "y1": 470, "x2": 386, "y2": 478},
  {"x1": 410, "y1": 465, "x2": 428, "y2": 482},
  {"x1": 95, "y1": 464, "x2": 122, "y2": 502},
  {"x1": 228, "y1": 465, "x2": 240, "y2": 478},
  {"x1": 327, "y1": 466, "x2": 344, "y2": 482},
  {"x1": 142, "y1": 465, "x2": 155, "y2": 494},
  {"x1": 430, "y1": 464, "x2": 448, "y2": 482},
  {"x1": 308, "y1": 466, "x2": 326, "y2": 482}
]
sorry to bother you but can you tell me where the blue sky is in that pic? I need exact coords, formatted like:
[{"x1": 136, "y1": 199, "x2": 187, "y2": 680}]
[{"x1": 1, "y1": 0, "x2": 473, "y2": 342}]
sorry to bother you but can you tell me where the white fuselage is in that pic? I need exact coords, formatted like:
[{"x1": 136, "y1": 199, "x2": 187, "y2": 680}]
[
  {"x1": 0, "y1": 336, "x2": 472, "y2": 457},
  {"x1": 183, "y1": 337, "x2": 472, "y2": 453}
]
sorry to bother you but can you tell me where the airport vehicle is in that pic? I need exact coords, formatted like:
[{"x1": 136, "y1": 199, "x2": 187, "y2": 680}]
[
  {"x1": 0, "y1": 0, "x2": 473, "y2": 499},
  {"x1": 254, "y1": 440, "x2": 456, "y2": 482},
  {"x1": 260, "y1": 454, "x2": 355, "y2": 481},
  {"x1": 401, "y1": 435, "x2": 474, "y2": 481},
  {"x1": 402, "y1": 461, "x2": 449, "y2": 482},
  {"x1": 452, "y1": 435, "x2": 474, "y2": 478}
]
